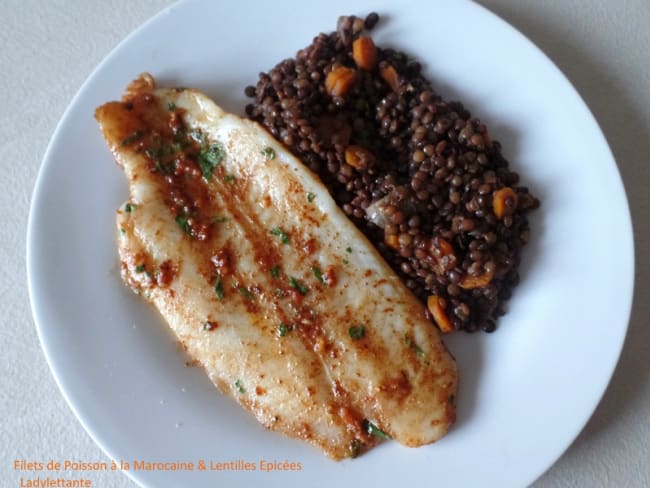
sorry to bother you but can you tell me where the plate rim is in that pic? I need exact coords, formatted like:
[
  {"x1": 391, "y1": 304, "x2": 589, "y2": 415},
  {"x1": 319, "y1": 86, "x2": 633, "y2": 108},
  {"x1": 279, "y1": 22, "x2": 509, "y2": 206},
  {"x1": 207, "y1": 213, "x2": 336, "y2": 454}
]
[{"x1": 26, "y1": 1, "x2": 635, "y2": 486}]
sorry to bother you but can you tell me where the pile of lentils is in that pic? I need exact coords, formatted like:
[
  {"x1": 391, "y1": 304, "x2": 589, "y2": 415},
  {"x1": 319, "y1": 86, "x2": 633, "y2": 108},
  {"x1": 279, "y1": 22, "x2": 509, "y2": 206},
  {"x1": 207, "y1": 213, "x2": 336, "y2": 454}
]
[{"x1": 244, "y1": 13, "x2": 539, "y2": 333}]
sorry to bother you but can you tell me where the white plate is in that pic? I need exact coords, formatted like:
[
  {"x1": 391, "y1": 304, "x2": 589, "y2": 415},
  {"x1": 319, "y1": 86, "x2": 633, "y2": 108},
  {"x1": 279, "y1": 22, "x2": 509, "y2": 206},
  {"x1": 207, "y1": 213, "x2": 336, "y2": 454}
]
[{"x1": 27, "y1": 0, "x2": 634, "y2": 486}]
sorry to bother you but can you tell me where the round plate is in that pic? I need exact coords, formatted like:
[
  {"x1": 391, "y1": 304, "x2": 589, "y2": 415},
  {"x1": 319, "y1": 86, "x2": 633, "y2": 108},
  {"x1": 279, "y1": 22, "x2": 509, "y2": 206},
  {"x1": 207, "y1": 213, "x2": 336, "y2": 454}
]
[{"x1": 27, "y1": 0, "x2": 634, "y2": 486}]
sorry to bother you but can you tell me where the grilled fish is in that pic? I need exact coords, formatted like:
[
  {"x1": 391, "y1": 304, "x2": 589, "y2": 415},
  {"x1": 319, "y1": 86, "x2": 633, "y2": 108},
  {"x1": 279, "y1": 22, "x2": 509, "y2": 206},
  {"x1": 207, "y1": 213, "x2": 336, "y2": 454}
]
[{"x1": 95, "y1": 74, "x2": 457, "y2": 459}]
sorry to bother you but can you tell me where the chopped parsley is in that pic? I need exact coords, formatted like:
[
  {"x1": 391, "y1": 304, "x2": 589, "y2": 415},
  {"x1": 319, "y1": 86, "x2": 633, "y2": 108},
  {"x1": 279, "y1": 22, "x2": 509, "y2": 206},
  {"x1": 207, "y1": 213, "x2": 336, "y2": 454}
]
[
  {"x1": 348, "y1": 325, "x2": 365, "y2": 340},
  {"x1": 214, "y1": 277, "x2": 224, "y2": 300},
  {"x1": 278, "y1": 323, "x2": 291, "y2": 337},
  {"x1": 345, "y1": 246, "x2": 353, "y2": 253},
  {"x1": 270, "y1": 227, "x2": 290, "y2": 244},
  {"x1": 270, "y1": 265, "x2": 281, "y2": 279},
  {"x1": 121, "y1": 130, "x2": 143, "y2": 146},
  {"x1": 147, "y1": 143, "x2": 181, "y2": 159},
  {"x1": 307, "y1": 192, "x2": 316, "y2": 202},
  {"x1": 404, "y1": 334, "x2": 425, "y2": 358},
  {"x1": 145, "y1": 147, "x2": 162, "y2": 160},
  {"x1": 238, "y1": 286, "x2": 254, "y2": 300},
  {"x1": 146, "y1": 146, "x2": 175, "y2": 174},
  {"x1": 234, "y1": 380, "x2": 245, "y2": 394},
  {"x1": 342, "y1": 258, "x2": 349, "y2": 265},
  {"x1": 261, "y1": 146, "x2": 276, "y2": 160},
  {"x1": 349, "y1": 439, "x2": 362, "y2": 458},
  {"x1": 211, "y1": 215, "x2": 229, "y2": 223},
  {"x1": 198, "y1": 143, "x2": 225, "y2": 180},
  {"x1": 155, "y1": 159, "x2": 174, "y2": 175},
  {"x1": 175, "y1": 215, "x2": 192, "y2": 236},
  {"x1": 364, "y1": 420, "x2": 391, "y2": 440},
  {"x1": 167, "y1": 101, "x2": 176, "y2": 111},
  {"x1": 223, "y1": 174, "x2": 235, "y2": 183},
  {"x1": 135, "y1": 264, "x2": 146, "y2": 273},
  {"x1": 124, "y1": 203, "x2": 137, "y2": 212},
  {"x1": 289, "y1": 277, "x2": 308, "y2": 295},
  {"x1": 311, "y1": 266, "x2": 324, "y2": 283}
]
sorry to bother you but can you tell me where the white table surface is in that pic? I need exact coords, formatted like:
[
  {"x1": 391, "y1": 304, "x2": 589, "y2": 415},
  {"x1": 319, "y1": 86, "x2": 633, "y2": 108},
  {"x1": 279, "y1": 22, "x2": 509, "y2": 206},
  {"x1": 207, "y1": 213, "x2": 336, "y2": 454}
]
[{"x1": 2, "y1": 1, "x2": 648, "y2": 486}]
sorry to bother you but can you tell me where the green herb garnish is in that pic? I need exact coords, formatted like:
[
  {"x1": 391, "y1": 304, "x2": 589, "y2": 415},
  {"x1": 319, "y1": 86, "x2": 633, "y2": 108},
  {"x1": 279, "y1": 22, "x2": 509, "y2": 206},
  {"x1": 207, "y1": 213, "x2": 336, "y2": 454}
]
[
  {"x1": 348, "y1": 325, "x2": 365, "y2": 340},
  {"x1": 342, "y1": 259, "x2": 349, "y2": 265},
  {"x1": 175, "y1": 215, "x2": 192, "y2": 236},
  {"x1": 214, "y1": 277, "x2": 224, "y2": 300},
  {"x1": 261, "y1": 146, "x2": 276, "y2": 160},
  {"x1": 145, "y1": 147, "x2": 163, "y2": 160},
  {"x1": 135, "y1": 264, "x2": 146, "y2": 273},
  {"x1": 146, "y1": 147, "x2": 173, "y2": 174},
  {"x1": 289, "y1": 277, "x2": 308, "y2": 295},
  {"x1": 198, "y1": 143, "x2": 225, "y2": 180},
  {"x1": 155, "y1": 159, "x2": 174, "y2": 175},
  {"x1": 270, "y1": 265, "x2": 281, "y2": 279},
  {"x1": 404, "y1": 334, "x2": 425, "y2": 358},
  {"x1": 312, "y1": 266, "x2": 324, "y2": 283},
  {"x1": 124, "y1": 203, "x2": 137, "y2": 212},
  {"x1": 307, "y1": 192, "x2": 316, "y2": 202},
  {"x1": 234, "y1": 380, "x2": 245, "y2": 394},
  {"x1": 167, "y1": 101, "x2": 176, "y2": 111},
  {"x1": 270, "y1": 227, "x2": 290, "y2": 244},
  {"x1": 365, "y1": 420, "x2": 391, "y2": 440},
  {"x1": 238, "y1": 286, "x2": 254, "y2": 300},
  {"x1": 278, "y1": 323, "x2": 291, "y2": 337},
  {"x1": 223, "y1": 174, "x2": 235, "y2": 183},
  {"x1": 349, "y1": 439, "x2": 362, "y2": 458},
  {"x1": 345, "y1": 246, "x2": 352, "y2": 253},
  {"x1": 211, "y1": 215, "x2": 229, "y2": 223},
  {"x1": 121, "y1": 130, "x2": 143, "y2": 146}
]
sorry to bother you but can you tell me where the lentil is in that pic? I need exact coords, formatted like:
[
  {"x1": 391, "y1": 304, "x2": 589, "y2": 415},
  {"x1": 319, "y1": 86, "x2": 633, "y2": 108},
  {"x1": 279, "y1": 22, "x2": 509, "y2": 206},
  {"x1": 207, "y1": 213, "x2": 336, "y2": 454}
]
[{"x1": 245, "y1": 13, "x2": 539, "y2": 333}]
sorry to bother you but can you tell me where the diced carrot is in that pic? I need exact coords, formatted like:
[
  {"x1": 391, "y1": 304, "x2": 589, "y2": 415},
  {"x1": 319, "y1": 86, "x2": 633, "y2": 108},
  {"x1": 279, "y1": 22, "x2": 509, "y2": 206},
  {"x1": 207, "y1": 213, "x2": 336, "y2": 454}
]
[
  {"x1": 380, "y1": 64, "x2": 400, "y2": 91},
  {"x1": 352, "y1": 36, "x2": 377, "y2": 71},
  {"x1": 325, "y1": 66, "x2": 357, "y2": 97},
  {"x1": 492, "y1": 187, "x2": 518, "y2": 219},
  {"x1": 345, "y1": 145, "x2": 375, "y2": 169},
  {"x1": 427, "y1": 295, "x2": 454, "y2": 333},
  {"x1": 385, "y1": 234, "x2": 399, "y2": 249},
  {"x1": 459, "y1": 268, "x2": 495, "y2": 289}
]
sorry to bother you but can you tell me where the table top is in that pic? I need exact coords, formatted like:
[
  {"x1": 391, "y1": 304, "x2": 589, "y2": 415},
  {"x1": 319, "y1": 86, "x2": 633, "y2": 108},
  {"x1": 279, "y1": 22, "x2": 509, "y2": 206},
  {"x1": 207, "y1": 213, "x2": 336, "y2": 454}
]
[{"x1": 3, "y1": 1, "x2": 648, "y2": 486}]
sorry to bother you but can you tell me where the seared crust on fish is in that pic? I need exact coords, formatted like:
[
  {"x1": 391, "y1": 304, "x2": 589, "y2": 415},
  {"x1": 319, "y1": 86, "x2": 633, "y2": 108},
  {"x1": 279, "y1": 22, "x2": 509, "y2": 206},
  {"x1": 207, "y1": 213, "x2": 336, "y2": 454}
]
[{"x1": 95, "y1": 74, "x2": 457, "y2": 459}]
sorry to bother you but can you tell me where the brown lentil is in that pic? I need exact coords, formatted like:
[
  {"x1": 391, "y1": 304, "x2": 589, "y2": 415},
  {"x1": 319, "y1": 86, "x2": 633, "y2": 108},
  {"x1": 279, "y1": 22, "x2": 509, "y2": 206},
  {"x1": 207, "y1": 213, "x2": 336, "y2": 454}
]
[{"x1": 245, "y1": 13, "x2": 539, "y2": 333}]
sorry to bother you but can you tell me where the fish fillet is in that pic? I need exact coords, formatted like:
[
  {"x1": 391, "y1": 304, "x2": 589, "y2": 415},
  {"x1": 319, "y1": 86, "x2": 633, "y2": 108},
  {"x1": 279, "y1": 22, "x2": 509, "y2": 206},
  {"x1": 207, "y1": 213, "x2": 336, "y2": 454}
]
[{"x1": 95, "y1": 74, "x2": 457, "y2": 459}]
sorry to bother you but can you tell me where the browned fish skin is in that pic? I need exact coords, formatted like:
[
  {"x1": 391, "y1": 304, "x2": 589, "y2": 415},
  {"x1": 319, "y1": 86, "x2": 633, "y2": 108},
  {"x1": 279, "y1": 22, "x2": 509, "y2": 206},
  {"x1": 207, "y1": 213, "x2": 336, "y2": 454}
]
[{"x1": 96, "y1": 74, "x2": 457, "y2": 460}]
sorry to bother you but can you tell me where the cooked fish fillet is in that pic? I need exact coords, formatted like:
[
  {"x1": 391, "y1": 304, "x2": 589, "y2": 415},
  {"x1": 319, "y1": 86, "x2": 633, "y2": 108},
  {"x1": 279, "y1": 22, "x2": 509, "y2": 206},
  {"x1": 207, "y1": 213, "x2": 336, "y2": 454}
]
[{"x1": 95, "y1": 74, "x2": 457, "y2": 459}]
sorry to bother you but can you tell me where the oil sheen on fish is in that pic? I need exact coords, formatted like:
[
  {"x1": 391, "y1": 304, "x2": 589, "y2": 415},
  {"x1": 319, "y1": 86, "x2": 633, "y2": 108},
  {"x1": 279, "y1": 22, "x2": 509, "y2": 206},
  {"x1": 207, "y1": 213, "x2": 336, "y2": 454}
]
[{"x1": 95, "y1": 74, "x2": 457, "y2": 460}]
